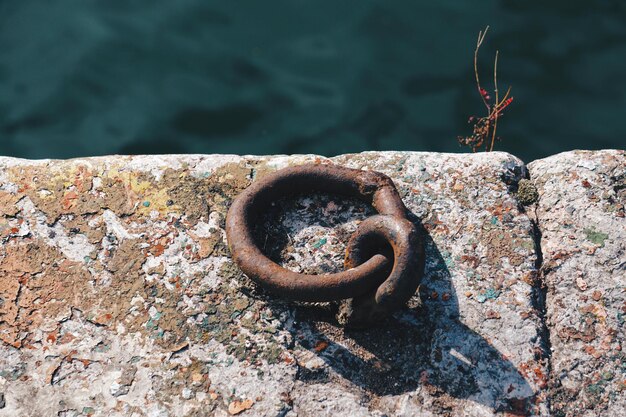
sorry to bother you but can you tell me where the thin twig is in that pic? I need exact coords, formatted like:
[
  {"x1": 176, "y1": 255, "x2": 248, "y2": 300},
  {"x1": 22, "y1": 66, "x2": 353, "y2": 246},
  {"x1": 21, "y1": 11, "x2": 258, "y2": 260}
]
[
  {"x1": 497, "y1": 86, "x2": 512, "y2": 107},
  {"x1": 490, "y1": 50, "x2": 499, "y2": 151},
  {"x1": 474, "y1": 26, "x2": 490, "y2": 111}
]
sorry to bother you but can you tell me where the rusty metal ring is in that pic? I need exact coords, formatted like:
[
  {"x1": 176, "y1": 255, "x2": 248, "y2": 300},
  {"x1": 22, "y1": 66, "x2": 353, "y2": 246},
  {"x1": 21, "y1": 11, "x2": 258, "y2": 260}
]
[{"x1": 225, "y1": 163, "x2": 423, "y2": 322}]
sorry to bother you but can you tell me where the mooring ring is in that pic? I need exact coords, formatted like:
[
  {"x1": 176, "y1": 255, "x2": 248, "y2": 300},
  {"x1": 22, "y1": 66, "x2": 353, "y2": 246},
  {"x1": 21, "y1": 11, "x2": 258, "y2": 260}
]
[{"x1": 225, "y1": 163, "x2": 423, "y2": 322}]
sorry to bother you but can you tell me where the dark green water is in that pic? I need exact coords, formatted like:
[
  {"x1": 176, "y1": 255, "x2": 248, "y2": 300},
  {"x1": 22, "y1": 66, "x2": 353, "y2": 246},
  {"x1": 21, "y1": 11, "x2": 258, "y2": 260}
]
[{"x1": 1, "y1": 1, "x2": 625, "y2": 162}]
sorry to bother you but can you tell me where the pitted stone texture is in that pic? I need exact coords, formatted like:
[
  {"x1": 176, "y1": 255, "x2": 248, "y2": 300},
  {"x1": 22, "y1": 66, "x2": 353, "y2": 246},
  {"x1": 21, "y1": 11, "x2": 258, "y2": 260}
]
[
  {"x1": 302, "y1": 152, "x2": 547, "y2": 417},
  {"x1": 0, "y1": 152, "x2": 547, "y2": 416},
  {"x1": 529, "y1": 150, "x2": 626, "y2": 417}
]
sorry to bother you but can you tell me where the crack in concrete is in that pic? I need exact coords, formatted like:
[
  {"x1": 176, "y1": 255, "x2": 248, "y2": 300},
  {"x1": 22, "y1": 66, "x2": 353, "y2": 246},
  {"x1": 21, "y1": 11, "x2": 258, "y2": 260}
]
[
  {"x1": 529, "y1": 208, "x2": 552, "y2": 371},
  {"x1": 521, "y1": 167, "x2": 553, "y2": 411},
  {"x1": 504, "y1": 158, "x2": 553, "y2": 407}
]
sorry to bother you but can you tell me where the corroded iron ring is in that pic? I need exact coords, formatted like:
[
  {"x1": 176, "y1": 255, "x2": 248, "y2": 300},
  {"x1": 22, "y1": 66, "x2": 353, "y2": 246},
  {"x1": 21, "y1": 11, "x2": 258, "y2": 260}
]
[{"x1": 225, "y1": 163, "x2": 423, "y2": 323}]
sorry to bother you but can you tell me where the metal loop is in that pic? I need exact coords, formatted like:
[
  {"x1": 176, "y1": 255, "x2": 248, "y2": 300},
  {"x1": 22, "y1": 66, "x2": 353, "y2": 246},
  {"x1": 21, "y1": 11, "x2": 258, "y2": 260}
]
[{"x1": 225, "y1": 163, "x2": 424, "y2": 324}]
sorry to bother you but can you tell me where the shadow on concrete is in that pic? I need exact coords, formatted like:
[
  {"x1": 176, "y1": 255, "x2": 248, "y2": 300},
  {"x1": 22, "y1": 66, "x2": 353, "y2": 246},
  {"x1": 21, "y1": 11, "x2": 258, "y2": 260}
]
[{"x1": 255, "y1": 199, "x2": 536, "y2": 415}]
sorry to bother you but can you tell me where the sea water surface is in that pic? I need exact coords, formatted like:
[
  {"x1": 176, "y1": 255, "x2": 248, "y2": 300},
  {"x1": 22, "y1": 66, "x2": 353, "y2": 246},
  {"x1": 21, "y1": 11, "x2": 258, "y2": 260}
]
[{"x1": 1, "y1": 1, "x2": 625, "y2": 161}]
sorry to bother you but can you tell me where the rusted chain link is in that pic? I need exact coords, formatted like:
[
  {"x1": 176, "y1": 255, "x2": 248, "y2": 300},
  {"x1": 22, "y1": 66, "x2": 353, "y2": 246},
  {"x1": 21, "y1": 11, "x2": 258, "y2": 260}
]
[{"x1": 225, "y1": 163, "x2": 423, "y2": 326}]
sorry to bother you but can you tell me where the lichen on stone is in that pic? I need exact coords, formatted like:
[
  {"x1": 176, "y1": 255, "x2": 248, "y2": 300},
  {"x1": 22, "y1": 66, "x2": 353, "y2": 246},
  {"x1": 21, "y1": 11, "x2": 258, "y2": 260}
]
[{"x1": 516, "y1": 178, "x2": 539, "y2": 206}]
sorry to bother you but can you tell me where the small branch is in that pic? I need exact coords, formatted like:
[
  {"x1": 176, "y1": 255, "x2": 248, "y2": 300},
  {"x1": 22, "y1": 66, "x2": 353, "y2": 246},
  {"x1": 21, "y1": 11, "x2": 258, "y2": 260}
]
[
  {"x1": 474, "y1": 26, "x2": 490, "y2": 111},
  {"x1": 497, "y1": 86, "x2": 512, "y2": 108},
  {"x1": 490, "y1": 50, "x2": 499, "y2": 152},
  {"x1": 458, "y1": 26, "x2": 514, "y2": 153}
]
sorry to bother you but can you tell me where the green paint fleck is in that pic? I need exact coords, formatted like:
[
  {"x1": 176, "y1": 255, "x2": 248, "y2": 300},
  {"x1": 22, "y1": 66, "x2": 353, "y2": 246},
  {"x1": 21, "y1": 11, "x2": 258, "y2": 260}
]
[
  {"x1": 313, "y1": 238, "x2": 327, "y2": 249},
  {"x1": 443, "y1": 251, "x2": 455, "y2": 269},
  {"x1": 145, "y1": 318, "x2": 158, "y2": 330},
  {"x1": 476, "y1": 288, "x2": 501, "y2": 303},
  {"x1": 584, "y1": 228, "x2": 609, "y2": 247},
  {"x1": 143, "y1": 201, "x2": 150, "y2": 207},
  {"x1": 93, "y1": 342, "x2": 110, "y2": 353},
  {"x1": 467, "y1": 271, "x2": 484, "y2": 281},
  {"x1": 156, "y1": 329, "x2": 165, "y2": 338},
  {"x1": 491, "y1": 217, "x2": 498, "y2": 225},
  {"x1": 83, "y1": 256, "x2": 91, "y2": 263},
  {"x1": 82, "y1": 407, "x2": 95, "y2": 415},
  {"x1": 586, "y1": 382, "x2": 605, "y2": 395},
  {"x1": 0, "y1": 363, "x2": 25, "y2": 381}
]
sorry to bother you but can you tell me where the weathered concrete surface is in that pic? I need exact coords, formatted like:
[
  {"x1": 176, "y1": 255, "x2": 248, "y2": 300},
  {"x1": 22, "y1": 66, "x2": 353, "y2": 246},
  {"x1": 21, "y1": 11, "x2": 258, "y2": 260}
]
[
  {"x1": 529, "y1": 150, "x2": 625, "y2": 417},
  {"x1": 0, "y1": 150, "x2": 619, "y2": 416}
]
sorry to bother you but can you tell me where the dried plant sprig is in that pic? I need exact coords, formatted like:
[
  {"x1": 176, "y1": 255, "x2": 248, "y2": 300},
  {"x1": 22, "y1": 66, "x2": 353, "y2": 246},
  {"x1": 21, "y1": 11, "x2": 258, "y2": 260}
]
[{"x1": 458, "y1": 26, "x2": 514, "y2": 152}]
